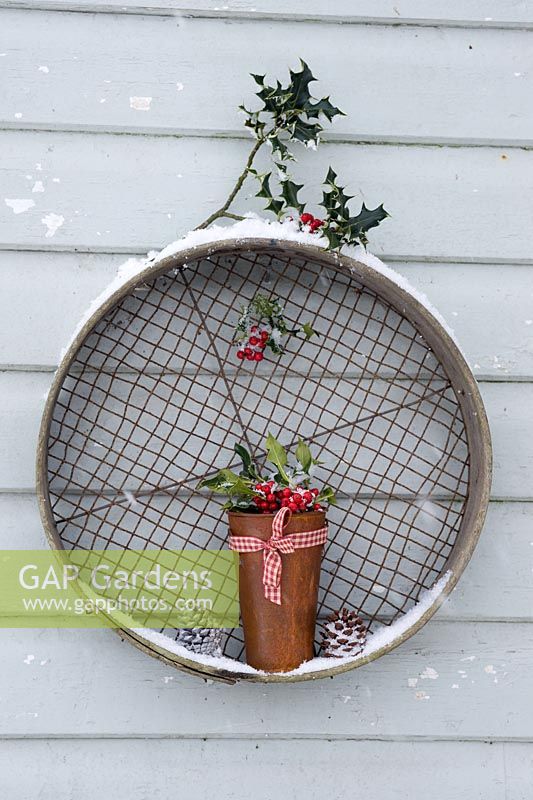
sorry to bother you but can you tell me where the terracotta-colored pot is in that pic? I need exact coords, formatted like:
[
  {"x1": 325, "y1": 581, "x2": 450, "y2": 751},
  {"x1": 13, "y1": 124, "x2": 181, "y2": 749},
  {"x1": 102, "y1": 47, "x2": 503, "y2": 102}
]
[{"x1": 228, "y1": 510, "x2": 326, "y2": 673}]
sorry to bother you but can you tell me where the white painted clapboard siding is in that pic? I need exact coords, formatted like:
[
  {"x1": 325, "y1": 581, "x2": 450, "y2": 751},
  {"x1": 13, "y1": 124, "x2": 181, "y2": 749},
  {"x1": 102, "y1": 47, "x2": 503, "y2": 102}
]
[
  {"x1": 0, "y1": 740, "x2": 527, "y2": 800},
  {"x1": 1, "y1": 621, "x2": 532, "y2": 737},
  {"x1": 3, "y1": 0, "x2": 533, "y2": 27},
  {"x1": 2, "y1": 10, "x2": 532, "y2": 142},
  {"x1": 0, "y1": 132, "x2": 529, "y2": 260}
]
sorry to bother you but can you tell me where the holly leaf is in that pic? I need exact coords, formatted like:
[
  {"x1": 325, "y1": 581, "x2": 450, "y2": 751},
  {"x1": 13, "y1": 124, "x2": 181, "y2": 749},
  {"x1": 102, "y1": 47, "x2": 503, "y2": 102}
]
[
  {"x1": 316, "y1": 486, "x2": 337, "y2": 506},
  {"x1": 234, "y1": 443, "x2": 259, "y2": 480},
  {"x1": 295, "y1": 439, "x2": 312, "y2": 473},
  {"x1": 280, "y1": 178, "x2": 304, "y2": 212},
  {"x1": 291, "y1": 118, "x2": 321, "y2": 145},
  {"x1": 198, "y1": 468, "x2": 245, "y2": 494},
  {"x1": 255, "y1": 172, "x2": 273, "y2": 199},
  {"x1": 301, "y1": 322, "x2": 318, "y2": 340},
  {"x1": 348, "y1": 203, "x2": 389, "y2": 239},
  {"x1": 265, "y1": 432, "x2": 289, "y2": 482},
  {"x1": 269, "y1": 136, "x2": 293, "y2": 161},
  {"x1": 308, "y1": 96, "x2": 345, "y2": 122},
  {"x1": 255, "y1": 172, "x2": 285, "y2": 217},
  {"x1": 288, "y1": 59, "x2": 315, "y2": 108}
]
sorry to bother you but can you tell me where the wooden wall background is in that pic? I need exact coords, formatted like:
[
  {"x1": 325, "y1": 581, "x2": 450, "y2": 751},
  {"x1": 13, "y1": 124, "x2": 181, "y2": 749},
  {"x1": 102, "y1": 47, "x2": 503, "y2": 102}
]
[{"x1": 1, "y1": 2, "x2": 532, "y2": 797}]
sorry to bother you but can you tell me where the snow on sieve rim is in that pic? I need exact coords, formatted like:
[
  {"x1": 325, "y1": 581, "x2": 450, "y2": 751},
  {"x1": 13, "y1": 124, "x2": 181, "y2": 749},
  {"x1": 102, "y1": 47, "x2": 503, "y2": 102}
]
[
  {"x1": 57, "y1": 215, "x2": 462, "y2": 363},
  {"x1": 134, "y1": 571, "x2": 452, "y2": 679}
]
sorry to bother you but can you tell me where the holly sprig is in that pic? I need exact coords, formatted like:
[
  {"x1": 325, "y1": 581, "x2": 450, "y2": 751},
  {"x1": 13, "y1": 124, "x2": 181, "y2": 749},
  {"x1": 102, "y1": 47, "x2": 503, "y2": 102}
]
[
  {"x1": 319, "y1": 168, "x2": 389, "y2": 250},
  {"x1": 235, "y1": 293, "x2": 317, "y2": 360},
  {"x1": 196, "y1": 59, "x2": 389, "y2": 251},
  {"x1": 197, "y1": 435, "x2": 336, "y2": 512}
]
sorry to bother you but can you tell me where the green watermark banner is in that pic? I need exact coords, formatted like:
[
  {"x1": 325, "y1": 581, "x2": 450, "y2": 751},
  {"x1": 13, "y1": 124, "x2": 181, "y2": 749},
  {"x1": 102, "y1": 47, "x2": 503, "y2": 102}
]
[{"x1": 0, "y1": 550, "x2": 239, "y2": 628}]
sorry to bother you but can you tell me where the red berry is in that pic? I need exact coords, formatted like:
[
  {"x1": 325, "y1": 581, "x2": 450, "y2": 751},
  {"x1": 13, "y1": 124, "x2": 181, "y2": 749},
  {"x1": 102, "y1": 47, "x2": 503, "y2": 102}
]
[
  {"x1": 254, "y1": 352, "x2": 264, "y2": 361},
  {"x1": 313, "y1": 503, "x2": 322, "y2": 511},
  {"x1": 269, "y1": 501, "x2": 278, "y2": 510},
  {"x1": 281, "y1": 499, "x2": 290, "y2": 507},
  {"x1": 244, "y1": 347, "x2": 253, "y2": 356},
  {"x1": 250, "y1": 325, "x2": 258, "y2": 333},
  {"x1": 246, "y1": 353, "x2": 254, "y2": 361},
  {"x1": 249, "y1": 336, "x2": 259, "y2": 346},
  {"x1": 252, "y1": 496, "x2": 261, "y2": 506},
  {"x1": 260, "y1": 330, "x2": 269, "y2": 340},
  {"x1": 303, "y1": 491, "x2": 313, "y2": 503},
  {"x1": 293, "y1": 494, "x2": 303, "y2": 505},
  {"x1": 282, "y1": 488, "x2": 292, "y2": 498},
  {"x1": 311, "y1": 488, "x2": 319, "y2": 496},
  {"x1": 288, "y1": 502, "x2": 298, "y2": 512},
  {"x1": 300, "y1": 212, "x2": 314, "y2": 225},
  {"x1": 237, "y1": 350, "x2": 245, "y2": 360}
]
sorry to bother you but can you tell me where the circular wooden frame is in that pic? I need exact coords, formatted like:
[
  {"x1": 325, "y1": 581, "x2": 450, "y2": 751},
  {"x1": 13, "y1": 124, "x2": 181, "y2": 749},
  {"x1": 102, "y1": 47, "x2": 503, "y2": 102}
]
[{"x1": 36, "y1": 238, "x2": 492, "y2": 683}]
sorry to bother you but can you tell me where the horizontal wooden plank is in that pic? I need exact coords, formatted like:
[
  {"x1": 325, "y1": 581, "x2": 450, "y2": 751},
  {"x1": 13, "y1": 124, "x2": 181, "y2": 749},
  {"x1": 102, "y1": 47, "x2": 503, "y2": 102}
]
[
  {"x1": 1, "y1": 253, "x2": 532, "y2": 377},
  {"x1": 0, "y1": 620, "x2": 531, "y2": 736},
  {"x1": 1, "y1": 493, "x2": 530, "y2": 621},
  {"x1": 0, "y1": 739, "x2": 522, "y2": 800},
  {"x1": 2, "y1": 0, "x2": 532, "y2": 27},
  {"x1": 0, "y1": 132, "x2": 531, "y2": 260},
  {"x1": 0, "y1": 371, "x2": 525, "y2": 495},
  {"x1": 1, "y1": 11, "x2": 532, "y2": 141}
]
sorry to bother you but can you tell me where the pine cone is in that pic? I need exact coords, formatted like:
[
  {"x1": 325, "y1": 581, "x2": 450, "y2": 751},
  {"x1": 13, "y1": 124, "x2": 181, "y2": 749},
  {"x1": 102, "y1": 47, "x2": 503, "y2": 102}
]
[
  {"x1": 174, "y1": 609, "x2": 224, "y2": 657},
  {"x1": 320, "y1": 608, "x2": 367, "y2": 658},
  {"x1": 175, "y1": 627, "x2": 223, "y2": 657}
]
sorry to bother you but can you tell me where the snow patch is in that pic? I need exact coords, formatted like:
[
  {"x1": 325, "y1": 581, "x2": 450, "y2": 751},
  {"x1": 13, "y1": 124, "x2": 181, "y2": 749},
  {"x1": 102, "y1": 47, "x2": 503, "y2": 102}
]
[
  {"x1": 5, "y1": 198, "x2": 35, "y2": 214},
  {"x1": 130, "y1": 96, "x2": 152, "y2": 111},
  {"x1": 66, "y1": 217, "x2": 461, "y2": 358},
  {"x1": 133, "y1": 628, "x2": 263, "y2": 675},
  {"x1": 420, "y1": 666, "x2": 439, "y2": 680},
  {"x1": 32, "y1": 181, "x2": 44, "y2": 193},
  {"x1": 38, "y1": 65, "x2": 49, "y2": 73},
  {"x1": 150, "y1": 215, "x2": 462, "y2": 348},
  {"x1": 41, "y1": 212, "x2": 64, "y2": 238},
  {"x1": 135, "y1": 571, "x2": 452, "y2": 678}
]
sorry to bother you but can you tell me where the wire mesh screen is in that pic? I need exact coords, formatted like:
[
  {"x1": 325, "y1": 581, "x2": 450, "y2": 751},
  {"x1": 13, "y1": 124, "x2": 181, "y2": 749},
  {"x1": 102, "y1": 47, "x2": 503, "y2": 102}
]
[{"x1": 44, "y1": 243, "x2": 470, "y2": 663}]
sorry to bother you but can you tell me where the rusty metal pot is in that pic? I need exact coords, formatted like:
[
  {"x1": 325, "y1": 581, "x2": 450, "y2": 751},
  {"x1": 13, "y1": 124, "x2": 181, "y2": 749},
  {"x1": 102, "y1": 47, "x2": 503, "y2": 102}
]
[{"x1": 228, "y1": 510, "x2": 326, "y2": 672}]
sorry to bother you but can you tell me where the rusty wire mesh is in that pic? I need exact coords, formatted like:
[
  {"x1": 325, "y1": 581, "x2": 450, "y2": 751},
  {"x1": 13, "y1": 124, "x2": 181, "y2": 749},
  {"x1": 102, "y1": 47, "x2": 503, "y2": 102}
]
[{"x1": 42, "y1": 242, "x2": 473, "y2": 663}]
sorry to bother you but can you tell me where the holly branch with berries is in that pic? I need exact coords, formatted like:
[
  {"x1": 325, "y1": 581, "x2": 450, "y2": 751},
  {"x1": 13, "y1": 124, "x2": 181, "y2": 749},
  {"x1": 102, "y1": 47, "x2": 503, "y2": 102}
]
[
  {"x1": 196, "y1": 59, "x2": 389, "y2": 251},
  {"x1": 234, "y1": 293, "x2": 317, "y2": 363},
  {"x1": 198, "y1": 434, "x2": 336, "y2": 513}
]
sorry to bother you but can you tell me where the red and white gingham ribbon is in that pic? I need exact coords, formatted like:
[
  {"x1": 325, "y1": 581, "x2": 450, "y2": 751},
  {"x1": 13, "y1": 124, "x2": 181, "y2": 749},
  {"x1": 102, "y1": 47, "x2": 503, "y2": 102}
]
[{"x1": 228, "y1": 507, "x2": 328, "y2": 605}]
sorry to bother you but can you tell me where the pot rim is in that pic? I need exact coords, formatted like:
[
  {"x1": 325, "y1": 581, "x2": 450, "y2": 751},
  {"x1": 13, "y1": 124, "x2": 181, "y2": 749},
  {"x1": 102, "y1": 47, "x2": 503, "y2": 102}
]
[{"x1": 226, "y1": 510, "x2": 327, "y2": 520}]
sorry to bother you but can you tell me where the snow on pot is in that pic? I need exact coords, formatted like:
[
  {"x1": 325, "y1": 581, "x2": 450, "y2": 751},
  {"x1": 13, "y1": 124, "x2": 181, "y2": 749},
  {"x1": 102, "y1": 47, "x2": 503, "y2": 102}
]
[
  {"x1": 198, "y1": 433, "x2": 336, "y2": 673},
  {"x1": 228, "y1": 507, "x2": 327, "y2": 672}
]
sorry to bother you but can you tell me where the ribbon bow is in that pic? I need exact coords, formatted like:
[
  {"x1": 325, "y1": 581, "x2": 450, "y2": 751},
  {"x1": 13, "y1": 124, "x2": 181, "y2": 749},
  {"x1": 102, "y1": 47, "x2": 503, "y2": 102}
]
[{"x1": 229, "y1": 507, "x2": 328, "y2": 605}]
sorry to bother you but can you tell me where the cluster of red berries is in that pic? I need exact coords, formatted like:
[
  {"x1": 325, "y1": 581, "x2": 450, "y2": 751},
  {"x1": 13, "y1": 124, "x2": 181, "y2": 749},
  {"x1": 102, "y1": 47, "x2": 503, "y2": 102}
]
[
  {"x1": 300, "y1": 212, "x2": 325, "y2": 233},
  {"x1": 236, "y1": 325, "x2": 270, "y2": 362},
  {"x1": 252, "y1": 481, "x2": 322, "y2": 514}
]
